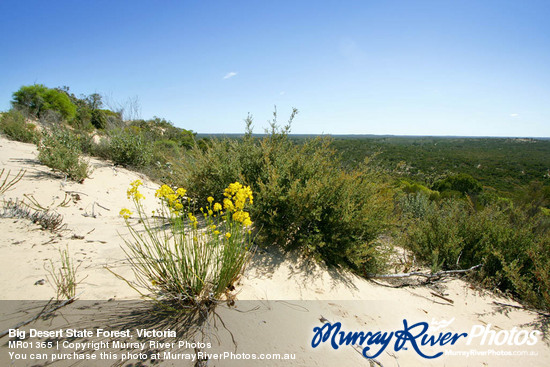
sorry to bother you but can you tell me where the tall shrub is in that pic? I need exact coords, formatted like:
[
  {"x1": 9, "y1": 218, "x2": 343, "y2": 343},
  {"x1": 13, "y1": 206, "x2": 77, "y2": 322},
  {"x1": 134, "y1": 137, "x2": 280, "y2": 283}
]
[
  {"x1": 12, "y1": 84, "x2": 76, "y2": 121},
  {"x1": 179, "y1": 112, "x2": 393, "y2": 272}
]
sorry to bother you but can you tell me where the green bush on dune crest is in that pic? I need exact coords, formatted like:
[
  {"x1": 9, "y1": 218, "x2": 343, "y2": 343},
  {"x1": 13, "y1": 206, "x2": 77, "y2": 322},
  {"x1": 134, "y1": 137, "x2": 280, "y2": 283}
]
[
  {"x1": 100, "y1": 128, "x2": 153, "y2": 168},
  {"x1": 178, "y1": 110, "x2": 393, "y2": 273}
]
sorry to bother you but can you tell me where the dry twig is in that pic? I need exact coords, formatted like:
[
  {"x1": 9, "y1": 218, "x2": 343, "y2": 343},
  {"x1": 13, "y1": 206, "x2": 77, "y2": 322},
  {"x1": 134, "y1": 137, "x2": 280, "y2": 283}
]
[{"x1": 367, "y1": 264, "x2": 482, "y2": 280}]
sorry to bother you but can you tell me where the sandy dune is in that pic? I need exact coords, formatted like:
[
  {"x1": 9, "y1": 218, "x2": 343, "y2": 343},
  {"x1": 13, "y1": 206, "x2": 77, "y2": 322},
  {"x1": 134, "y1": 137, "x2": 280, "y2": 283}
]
[{"x1": 0, "y1": 135, "x2": 548, "y2": 366}]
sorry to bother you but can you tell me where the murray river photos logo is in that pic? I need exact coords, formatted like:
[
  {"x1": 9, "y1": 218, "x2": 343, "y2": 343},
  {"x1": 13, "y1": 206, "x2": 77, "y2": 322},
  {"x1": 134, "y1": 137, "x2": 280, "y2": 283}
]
[{"x1": 311, "y1": 319, "x2": 540, "y2": 359}]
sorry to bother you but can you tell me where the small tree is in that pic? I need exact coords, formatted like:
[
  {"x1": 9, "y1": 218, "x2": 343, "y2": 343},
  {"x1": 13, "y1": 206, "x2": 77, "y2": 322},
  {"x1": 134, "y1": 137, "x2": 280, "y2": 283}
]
[
  {"x1": 433, "y1": 173, "x2": 482, "y2": 196},
  {"x1": 12, "y1": 84, "x2": 76, "y2": 121}
]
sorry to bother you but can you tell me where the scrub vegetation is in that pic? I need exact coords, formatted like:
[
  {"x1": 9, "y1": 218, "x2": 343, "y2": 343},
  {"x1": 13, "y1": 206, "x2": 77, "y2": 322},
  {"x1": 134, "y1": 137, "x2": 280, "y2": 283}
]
[{"x1": 1, "y1": 84, "x2": 549, "y2": 312}]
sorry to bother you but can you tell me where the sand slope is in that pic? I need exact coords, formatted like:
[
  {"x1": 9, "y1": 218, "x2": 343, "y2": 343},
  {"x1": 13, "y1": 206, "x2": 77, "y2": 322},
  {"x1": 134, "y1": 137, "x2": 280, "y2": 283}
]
[{"x1": 0, "y1": 135, "x2": 548, "y2": 366}]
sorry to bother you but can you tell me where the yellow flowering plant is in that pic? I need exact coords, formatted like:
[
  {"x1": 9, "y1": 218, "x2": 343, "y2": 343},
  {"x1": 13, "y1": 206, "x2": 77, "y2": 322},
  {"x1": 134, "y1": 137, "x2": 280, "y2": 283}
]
[{"x1": 117, "y1": 180, "x2": 254, "y2": 311}]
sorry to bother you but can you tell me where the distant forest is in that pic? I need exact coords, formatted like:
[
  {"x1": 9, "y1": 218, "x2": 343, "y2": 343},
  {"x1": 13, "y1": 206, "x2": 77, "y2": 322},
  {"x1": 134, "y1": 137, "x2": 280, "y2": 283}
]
[{"x1": 326, "y1": 136, "x2": 550, "y2": 196}]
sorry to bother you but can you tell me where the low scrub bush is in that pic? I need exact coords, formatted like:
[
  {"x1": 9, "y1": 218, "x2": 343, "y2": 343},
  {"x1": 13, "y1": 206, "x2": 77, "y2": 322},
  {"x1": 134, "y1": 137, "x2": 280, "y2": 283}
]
[
  {"x1": 152, "y1": 139, "x2": 184, "y2": 164},
  {"x1": 433, "y1": 173, "x2": 482, "y2": 196},
  {"x1": 0, "y1": 109, "x2": 40, "y2": 143},
  {"x1": 37, "y1": 128, "x2": 90, "y2": 182},
  {"x1": 179, "y1": 112, "x2": 393, "y2": 273},
  {"x1": 103, "y1": 129, "x2": 153, "y2": 168},
  {"x1": 399, "y1": 196, "x2": 550, "y2": 312},
  {"x1": 396, "y1": 191, "x2": 435, "y2": 221},
  {"x1": 116, "y1": 180, "x2": 253, "y2": 311}
]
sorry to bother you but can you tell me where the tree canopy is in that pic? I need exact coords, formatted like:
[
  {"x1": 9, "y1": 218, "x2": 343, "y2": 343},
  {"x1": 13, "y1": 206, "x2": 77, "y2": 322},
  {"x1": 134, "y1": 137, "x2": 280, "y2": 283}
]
[{"x1": 12, "y1": 84, "x2": 76, "y2": 121}]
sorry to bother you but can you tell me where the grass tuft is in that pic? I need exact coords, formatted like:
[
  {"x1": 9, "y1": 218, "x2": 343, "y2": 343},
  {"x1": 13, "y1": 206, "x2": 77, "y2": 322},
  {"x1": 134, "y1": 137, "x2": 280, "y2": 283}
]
[{"x1": 113, "y1": 180, "x2": 253, "y2": 312}]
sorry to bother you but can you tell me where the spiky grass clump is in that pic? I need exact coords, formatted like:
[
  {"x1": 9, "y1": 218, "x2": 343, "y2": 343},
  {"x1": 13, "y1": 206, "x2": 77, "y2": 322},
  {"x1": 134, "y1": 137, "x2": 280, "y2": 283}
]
[
  {"x1": 117, "y1": 180, "x2": 253, "y2": 311},
  {"x1": 45, "y1": 247, "x2": 81, "y2": 300}
]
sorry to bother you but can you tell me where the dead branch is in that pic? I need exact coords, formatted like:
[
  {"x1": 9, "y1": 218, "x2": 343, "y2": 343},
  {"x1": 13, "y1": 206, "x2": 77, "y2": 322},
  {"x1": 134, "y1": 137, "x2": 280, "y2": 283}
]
[
  {"x1": 94, "y1": 202, "x2": 110, "y2": 211},
  {"x1": 367, "y1": 264, "x2": 482, "y2": 280},
  {"x1": 430, "y1": 292, "x2": 454, "y2": 304}
]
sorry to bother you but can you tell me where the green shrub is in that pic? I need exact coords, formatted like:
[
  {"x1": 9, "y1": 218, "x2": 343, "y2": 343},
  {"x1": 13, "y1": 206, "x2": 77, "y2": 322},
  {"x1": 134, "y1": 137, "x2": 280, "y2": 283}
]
[
  {"x1": 152, "y1": 139, "x2": 183, "y2": 164},
  {"x1": 38, "y1": 128, "x2": 90, "y2": 182},
  {"x1": 104, "y1": 129, "x2": 153, "y2": 167},
  {"x1": 0, "y1": 109, "x2": 40, "y2": 143},
  {"x1": 399, "y1": 198, "x2": 550, "y2": 312},
  {"x1": 130, "y1": 117, "x2": 196, "y2": 148},
  {"x1": 179, "y1": 112, "x2": 393, "y2": 273},
  {"x1": 433, "y1": 173, "x2": 482, "y2": 196},
  {"x1": 12, "y1": 84, "x2": 76, "y2": 121},
  {"x1": 397, "y1": 192, "x2": 434, "y2": 220},
  {"x1": 525, "y1": 236, "x2": 550, "y2": 310}
]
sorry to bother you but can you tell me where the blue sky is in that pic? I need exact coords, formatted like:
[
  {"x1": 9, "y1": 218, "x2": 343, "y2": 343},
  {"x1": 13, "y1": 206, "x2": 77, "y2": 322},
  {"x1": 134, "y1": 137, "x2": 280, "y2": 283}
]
[{"x1": 1, "y1": 0, "x2": 549, "y2": 136}]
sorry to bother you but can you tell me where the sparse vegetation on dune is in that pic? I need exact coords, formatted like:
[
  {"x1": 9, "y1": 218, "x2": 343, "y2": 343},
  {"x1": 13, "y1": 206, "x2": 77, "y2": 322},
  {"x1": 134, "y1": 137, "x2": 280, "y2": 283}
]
[
  {"x1": 1, "y1": 83, "x2": 549, "y2": 313},
  {"x1": 45, "y1": 246, "x2": 82, "y2": 300}
]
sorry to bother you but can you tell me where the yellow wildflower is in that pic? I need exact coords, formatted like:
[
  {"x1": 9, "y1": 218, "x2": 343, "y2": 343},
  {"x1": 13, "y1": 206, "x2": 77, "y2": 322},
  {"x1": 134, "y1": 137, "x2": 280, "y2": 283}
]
[
  {"x1": 155, "y1": 184, "x2": 174, "y2": 198},
  {"x1": 225, "y1": 232, "x2": 231, "y2": 239},
  {"x1": 213, "y1": 203, "x2": 222, "y2": 212},
  {"x1": 214, "y1": 230, "x2": 220, "y2": 235},
  {"x1": 127, "y1": 180, "x2": 145, "y2": 201},
  {"x1": 223, "y1": 198, "x2": 234, "y2": 211},
  {"x1": 119, "y1": 208, "x2": 132, "y2": 219},
  {"x1": 207, "y1": 196, "x2": 214, "y2": 203},
  {"x1": 166, "y1": 193, "x2": 177, "y2": 204},
  {"x1": 222, "y1": 182, "x2": 253, "y2": 212},
  {"x1": 176, "y1": 187, "x2": 187, "y2": 197},
  {"x1": 224, "y1": 182, "x2": 243, "y2": 198}
]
